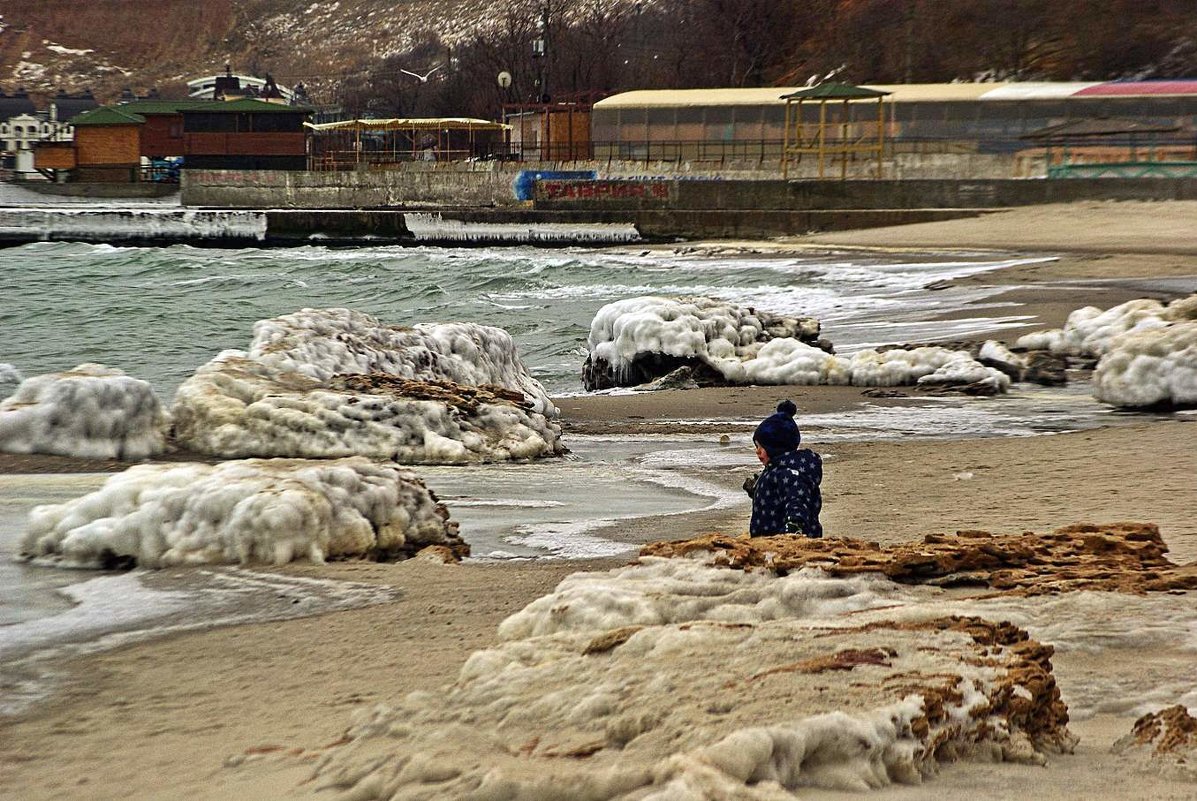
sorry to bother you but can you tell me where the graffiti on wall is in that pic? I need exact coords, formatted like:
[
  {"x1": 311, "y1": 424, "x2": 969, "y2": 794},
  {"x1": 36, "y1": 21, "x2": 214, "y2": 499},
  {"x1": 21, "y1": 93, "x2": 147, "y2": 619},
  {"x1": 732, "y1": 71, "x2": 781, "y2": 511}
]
[{"x1": 537, "y1": 180, "x2": 671, "y2": 201}]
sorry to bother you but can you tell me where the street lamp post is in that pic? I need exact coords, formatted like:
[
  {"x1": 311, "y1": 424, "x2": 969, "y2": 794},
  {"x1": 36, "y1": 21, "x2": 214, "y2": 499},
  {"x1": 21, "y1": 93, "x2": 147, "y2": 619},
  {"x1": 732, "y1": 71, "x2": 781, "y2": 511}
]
[{"x1": 531, "y1": 2, "x2": 551, "y2": 103}]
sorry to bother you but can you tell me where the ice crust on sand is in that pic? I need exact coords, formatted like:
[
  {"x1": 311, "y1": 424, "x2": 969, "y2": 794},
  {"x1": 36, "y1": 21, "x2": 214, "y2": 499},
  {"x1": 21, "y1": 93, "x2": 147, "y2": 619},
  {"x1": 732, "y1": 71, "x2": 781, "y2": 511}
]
[
  {"x1": 0, "y1": 363, "x2": 166, "y2": 459},
  {"x1": 586, "y1": 296, "x2": 1008, "y2": 391},
  {"x1": 1092, "y1": 320, "x2": 1197, "y2": 408},
  {"x1": 1016, "y1": 295, "x2": 1197, "y2": 357},
  {"x1": 306, "y1": 558, "x2": 1072, "y2": 800},
  {"x1": 171, "y1": 309, "x2": 563, "y2": 463},
  {"x1": 19, "y1": 457, "x2": 462, "y2": 568}
]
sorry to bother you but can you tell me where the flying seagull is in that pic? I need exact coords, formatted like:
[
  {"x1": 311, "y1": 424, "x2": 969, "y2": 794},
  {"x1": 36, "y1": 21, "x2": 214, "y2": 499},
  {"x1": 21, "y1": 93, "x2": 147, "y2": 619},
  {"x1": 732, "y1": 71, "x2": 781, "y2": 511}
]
[{"x1": 400, "y1": 65, "x2": 442, "y2": 83}]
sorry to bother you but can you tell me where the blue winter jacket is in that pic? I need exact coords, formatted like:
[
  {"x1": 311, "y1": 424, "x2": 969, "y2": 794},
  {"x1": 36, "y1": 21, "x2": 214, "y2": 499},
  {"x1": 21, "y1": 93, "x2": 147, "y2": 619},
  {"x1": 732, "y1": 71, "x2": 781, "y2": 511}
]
[{"x1": 749, "y1": 448, "x2": 823, "y2": 537}]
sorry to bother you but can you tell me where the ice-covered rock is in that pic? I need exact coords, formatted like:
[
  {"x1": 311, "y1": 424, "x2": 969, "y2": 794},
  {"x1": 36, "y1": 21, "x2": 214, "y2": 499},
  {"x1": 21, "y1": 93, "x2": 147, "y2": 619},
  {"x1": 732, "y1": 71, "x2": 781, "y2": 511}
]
[
  {"x1": 305, "y1": 558, "x2": 1073, "y2": 799},
  {"x1": 0, "y1": 363, "x2": 167, "y2": 459},
  {"x1": 1016, "y1": 294, "x2": 1196, "y2": 358},
  {"x1": 248, "y1": 309, "x2": 555, "y2": 417},
  {"x1": 0, "y1": 363, "x2": 23, "y2": 399},
  {"x1": 583, "y1": 296, "x2": 824, "y2": 390},
  {"x1": 1092, "y1": 320, "x2": 1197, "y2": 409},
  {"x1": 19, "y1": 457, "x2": 464, "y2": 569},
  {"x1": 584, "y1": 296, "x2": 1007, "y2": 392},
  {"x1": 171, "y1": 309, "x2": 563, "y2": 463}
]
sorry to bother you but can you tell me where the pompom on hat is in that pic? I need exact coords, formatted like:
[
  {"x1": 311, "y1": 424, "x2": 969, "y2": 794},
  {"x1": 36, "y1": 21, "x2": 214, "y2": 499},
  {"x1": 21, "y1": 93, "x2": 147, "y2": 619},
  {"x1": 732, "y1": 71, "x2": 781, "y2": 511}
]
[{"x1": 753, "y1": 400, "x2": 800, "y2": 457}]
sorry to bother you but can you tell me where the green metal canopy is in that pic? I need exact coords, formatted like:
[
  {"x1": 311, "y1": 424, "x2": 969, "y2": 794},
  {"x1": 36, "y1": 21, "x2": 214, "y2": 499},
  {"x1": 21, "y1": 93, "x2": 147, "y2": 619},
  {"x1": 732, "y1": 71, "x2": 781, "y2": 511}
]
[
  {"x1": 780, "y1": 82, "x2": 891, "y2": 100},
  {"x1": 199, "y1": 98, "x2": 312, "y2": 113},
  {"x1": 111, "y1": 100, "x2": 213, "y2": 116},
  {"x1": 69, "y1": 106, "x2": 146, "y2": 126}
]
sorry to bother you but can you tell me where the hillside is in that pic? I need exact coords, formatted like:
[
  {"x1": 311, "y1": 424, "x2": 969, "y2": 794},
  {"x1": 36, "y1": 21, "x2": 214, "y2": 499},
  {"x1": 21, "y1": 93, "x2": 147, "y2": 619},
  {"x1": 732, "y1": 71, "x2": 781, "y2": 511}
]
[
  {"x1": 0, "y1": 0, "x2": 531, "y2": 102},
  {"x1": 2, "y1": 1, "x2": 1195, "y2": 117}
]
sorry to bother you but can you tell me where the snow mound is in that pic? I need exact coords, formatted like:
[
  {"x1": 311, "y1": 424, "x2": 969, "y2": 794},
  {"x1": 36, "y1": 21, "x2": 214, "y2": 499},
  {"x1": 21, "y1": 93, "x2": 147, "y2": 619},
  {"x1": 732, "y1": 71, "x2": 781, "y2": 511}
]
[
  {"x1": 585, "y1": 296, "x2": 1007, "y2": 391},
  {"x1": 304, "y1": 559, "x2": 1073, "y2": 799},
  {"x1": 1092, "y1": 320, "x2": 1197, "y2": 408},
  {"x1": 19, "y1": 457, "x2": 463, "y2": 569},
  {"x1": 171, "y1": 309, "x2": 563, "y2": 463},
  {"x1": 1016, "y1": 295, "x2": 1196, "y2": 357},
  {"x1": 0, "y1": 363, "x2": 167, "y2": 459}
]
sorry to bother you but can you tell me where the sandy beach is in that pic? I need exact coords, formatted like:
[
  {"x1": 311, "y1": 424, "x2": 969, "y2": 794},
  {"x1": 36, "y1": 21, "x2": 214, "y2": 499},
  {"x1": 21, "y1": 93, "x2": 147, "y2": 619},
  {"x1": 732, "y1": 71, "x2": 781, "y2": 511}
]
[{"x1": 3, "y1": 201, "x2": 1197, "y2": 800}]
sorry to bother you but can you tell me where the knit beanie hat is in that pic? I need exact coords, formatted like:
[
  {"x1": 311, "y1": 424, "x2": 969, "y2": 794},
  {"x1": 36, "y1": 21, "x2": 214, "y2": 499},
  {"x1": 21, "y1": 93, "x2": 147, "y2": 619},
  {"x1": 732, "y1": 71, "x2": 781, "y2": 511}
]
[{"x1": 753, "y1": 400, "x2": 800, "y2": 457}]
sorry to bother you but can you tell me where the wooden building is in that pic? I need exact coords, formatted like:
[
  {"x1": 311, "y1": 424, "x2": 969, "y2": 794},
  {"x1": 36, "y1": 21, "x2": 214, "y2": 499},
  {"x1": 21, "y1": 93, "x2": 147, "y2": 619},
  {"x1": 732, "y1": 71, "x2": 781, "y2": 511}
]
[
  {"x1": 35, "y1": 98, "x2": 310, "y2": 181},
  {"x1": 42, "y1": 106, "x2": 144, "y2": 182},
  {"x1": 116, "y1": 100, "x2": 209, "y2": 157},
  {"x1": 503, "y1": 103, "x2": 592, "y2": 161},
  {"x1": 180, "y1": 99, "x2": 309, "y2": 170}
]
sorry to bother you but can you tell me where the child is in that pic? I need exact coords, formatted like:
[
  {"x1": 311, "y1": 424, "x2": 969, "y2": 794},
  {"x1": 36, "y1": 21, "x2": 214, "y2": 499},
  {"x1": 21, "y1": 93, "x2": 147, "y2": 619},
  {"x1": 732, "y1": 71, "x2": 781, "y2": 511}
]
[{"x1": 747, "y1": 400, "x2": 823, "y2": 537}]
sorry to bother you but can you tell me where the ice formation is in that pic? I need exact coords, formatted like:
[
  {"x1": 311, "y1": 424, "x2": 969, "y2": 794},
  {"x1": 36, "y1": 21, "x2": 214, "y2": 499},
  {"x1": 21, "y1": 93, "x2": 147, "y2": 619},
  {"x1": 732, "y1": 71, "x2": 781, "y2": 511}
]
[
  {"x1": 1112, "y1": 706, "x2": 1197, "y2": 781},
  {"x1": 583, "y1": 296, "x2": 823, "y2": 389},
  {"x1": 304, "y1": 558, "x2": 1072, "y2": 799},
  {"x1": 1015, "y1": 294, "x2": 1197, "y2": 358},
  {"x1": 641, "y1": 523, "x2": 1197, "y2": 595},
  {"x1": 403, "y1": 213, "x2": 641, "y2": 245},
  {"x1": 18, "y1": 457, "x2": 463, "y2": 569},
  {"x1": 1092, "y1": 320, "x2": 1197, "y2": 408},
  {"x1": 171, "y1": 308, "x2": 563, "y2": 463},
  {"x1": 0, "y1": 362, "x2": 22, "y2": 398},
  {"x1": 0, "y1": 207, "x2": 266, "y2": 242},
  {"x1": 584, "y1": 296, "x2": 1009, "y2": 391},
  {"x1": 0, "y1": 363, "x2": 167, "y2": 459}
]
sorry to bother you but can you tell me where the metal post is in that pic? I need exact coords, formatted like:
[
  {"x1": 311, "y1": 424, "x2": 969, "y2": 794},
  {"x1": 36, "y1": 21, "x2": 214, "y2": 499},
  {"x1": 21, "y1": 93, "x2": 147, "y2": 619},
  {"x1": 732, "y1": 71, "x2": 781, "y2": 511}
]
[
  {"x1": 841, "y1": 99, "x2": 849, "y2": 180},
  {"x1": 818, "y1": 101, "x2": 827, "y2": 179},
  {"x1": 876, "y1": 97, "x2": 884, "y2": 179},
  {"x1": 782, "y1": 99, "x2": 791, "y2": 178}
]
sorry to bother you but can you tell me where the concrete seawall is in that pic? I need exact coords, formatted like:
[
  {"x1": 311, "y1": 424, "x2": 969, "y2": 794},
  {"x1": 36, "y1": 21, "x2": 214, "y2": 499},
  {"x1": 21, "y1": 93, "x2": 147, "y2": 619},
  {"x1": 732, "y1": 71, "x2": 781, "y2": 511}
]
[
  {"x1": 16, "y1": 170, "x2": 1172, "y2": 244},
  {"x1": 176, "y1": 169, "x2": 1197, "y2": 241},
  {"x1": 534, "y1": 177, "x2": 1197, "y2": 211}
]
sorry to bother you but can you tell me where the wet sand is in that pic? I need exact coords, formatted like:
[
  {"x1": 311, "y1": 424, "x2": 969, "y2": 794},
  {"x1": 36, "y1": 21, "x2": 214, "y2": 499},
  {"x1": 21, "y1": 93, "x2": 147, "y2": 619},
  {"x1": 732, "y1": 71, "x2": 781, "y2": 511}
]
[{"x1": 3, "y1": 201, "x2": 1197, "y2": 800}]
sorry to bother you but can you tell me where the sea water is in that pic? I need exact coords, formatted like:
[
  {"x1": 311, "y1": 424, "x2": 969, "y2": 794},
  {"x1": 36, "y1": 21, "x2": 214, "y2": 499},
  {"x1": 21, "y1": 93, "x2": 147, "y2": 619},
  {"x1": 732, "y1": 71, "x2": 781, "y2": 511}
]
[{"x1": 0, "y1": 239, "x2": 1049, "y2": 398}]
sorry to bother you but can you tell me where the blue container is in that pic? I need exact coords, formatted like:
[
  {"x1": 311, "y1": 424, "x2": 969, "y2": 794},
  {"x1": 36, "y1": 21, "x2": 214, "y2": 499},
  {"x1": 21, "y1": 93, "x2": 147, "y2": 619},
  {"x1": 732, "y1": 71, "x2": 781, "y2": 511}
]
[{"x1": 512, "y1": 170, "x2": 596, "y2": 201}]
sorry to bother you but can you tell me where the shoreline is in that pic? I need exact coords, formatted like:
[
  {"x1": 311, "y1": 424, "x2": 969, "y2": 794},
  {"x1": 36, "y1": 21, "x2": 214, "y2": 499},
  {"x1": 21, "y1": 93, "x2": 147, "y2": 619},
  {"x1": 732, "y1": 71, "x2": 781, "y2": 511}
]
[{"x1": 2, "y1": 201, "x2": 1197, "y2": 800}]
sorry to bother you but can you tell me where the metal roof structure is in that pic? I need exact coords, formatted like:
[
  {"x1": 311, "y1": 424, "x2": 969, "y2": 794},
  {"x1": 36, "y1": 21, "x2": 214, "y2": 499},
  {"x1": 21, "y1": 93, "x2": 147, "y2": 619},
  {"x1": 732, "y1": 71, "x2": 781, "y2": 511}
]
[
  {"x1": 0, "y1": 90, "x2": 36, "y2": 119},
  {"x1": 306, "y1": 117, "x2": 509, "y2": 132},
  {"x1": 111, "y1": 100, "x2": 213, "y2": 115},
  {"x1": 70, "y1": 106, "x2": 146, "y2": 126},
  {"x1": 184, "y1": 98, "x2": 311, "y2": 113},
  {"x1": 1023, "y1": 117, "x2": 1182, "y2": 139},
  {"x1": 1076, "y1": 80, "x2": 1197, "y2": 96},
  {"x1": 780, "y1": 82, "x2": 890, "y2": 100},
  {"x1": 596, "y1": 81, "x2": 1197, "y2": 109}
]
